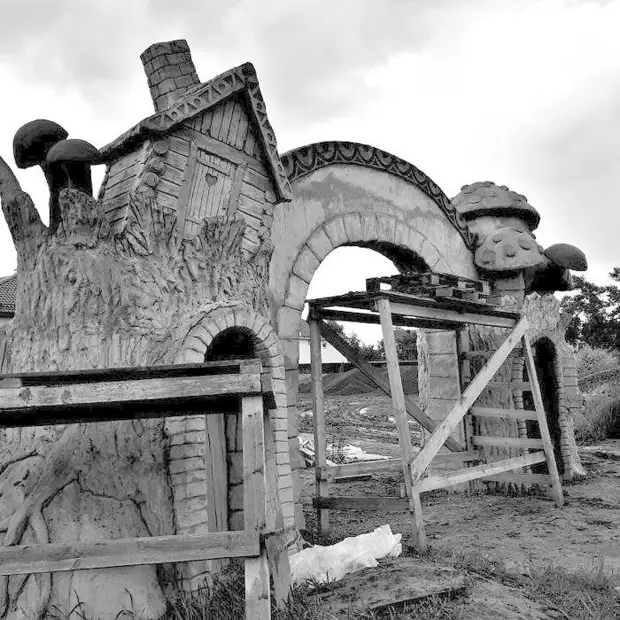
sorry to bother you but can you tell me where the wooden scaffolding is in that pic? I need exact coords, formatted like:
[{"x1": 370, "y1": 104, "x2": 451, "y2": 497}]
[
  {"x1": 307, "y1": 272, "x2": 564, "y2": 551},
  {"x1": 0, "y1": 359, "x2": 291, "y2": 619}
]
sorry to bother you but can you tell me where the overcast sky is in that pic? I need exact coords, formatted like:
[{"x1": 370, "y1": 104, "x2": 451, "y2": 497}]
[{"x1": 0, "y1": 0, "x2": 618, "y2": 344}]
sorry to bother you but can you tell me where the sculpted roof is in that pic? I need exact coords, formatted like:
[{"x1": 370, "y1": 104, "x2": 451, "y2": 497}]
[
  {"x1": 452, "y1": 181, "x2": 541, "y2": 230},
  {"x1": 100, "y1": 62, "x2": 292, "y2": 202}
]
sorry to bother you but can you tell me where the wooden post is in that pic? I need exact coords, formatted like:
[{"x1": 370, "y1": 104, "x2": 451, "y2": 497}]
[
  {"x1": 456, "y1": 327, "x2": 478, "y2": 494},
  {"x1": 377, "y1": 298, "x2": 426, "y2": 551},
  {"x1": 242, "y1": 394, "x2": 271, "y2": 620},
  {"x1": 204, "y1": 412, "x2": 228, "y2": 574},
  {"x1": 262, "y1": 408, "x2": 291, "y2": 606},
  {"x1": 522, "y1": 338, "x2": 565, "y2": 507},
  {"x1": 309, "y1": 316, "x2": 329, "y2": 534}
]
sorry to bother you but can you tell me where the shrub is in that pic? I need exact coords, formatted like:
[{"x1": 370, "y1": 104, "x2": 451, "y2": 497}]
[
  {"x1": 575, "y1": 345, "x2": 617, "y2": 380},
  {"x1": 573, "y1": 383, "x2": 620, "y2": 443}
]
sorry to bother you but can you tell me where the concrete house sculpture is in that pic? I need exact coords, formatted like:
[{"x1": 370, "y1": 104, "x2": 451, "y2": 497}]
[{"x1": 0, "y1": 39, "x2": 588, "y2": 619}]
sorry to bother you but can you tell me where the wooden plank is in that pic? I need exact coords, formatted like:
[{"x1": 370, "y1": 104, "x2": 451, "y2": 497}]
[
  {"x1": 242, "y1": 394, "x2": 271, "y2": 620},
  {"x1": 461, "y1": 349, "x2": 523, "y2": 360},
  {"x1": 410, "y1": 317, "x2": 529, "y2": 483},
  {"x1": 309, "y1": 318, "x2": 330, "y2": 533},
  {"x1": 469, "y1": 407, "x2": 539, "y2": 421},
  {"x1": 319, "y1": 451, "x2": 481, "y2": 481},
  {"x1": 191, "y1": 130, "x2": 261, "y2": 169},
  {"x1": 317, "y1": 319, "x2": 465, "y2": 453},
  {"x1": 227, "y1": 162, "x2": 248, "y2": 217},
  {"x1": 176, "y1": 139, "x2": 198, "y2": 239},
  {"x1": 385, "y1": 301, "x2": 516, "y2": 329},
  {"x1": 415, "y1": 451, "x2": 547, "y2": 493},
  {"x1": 378, "y1": 298, "x2": 426, "y2": 551},
  {"x1": 315, "y1": 307, "x2": 462, "y2": 330},
  {"x1": 314, "y1": 496, "x2": 410, "y2": 511},
  {"x1": 262, "y1": 411, "x2": 291, "y2": 606},
  {"x1": 0, "y1": 359, "x2": 253, "y2": 385},
  {"x1": 471, "y1": 436, "x2": 544, "y2": 449},
  {"x1": 218, "y1": 98, "x2": 236, "y2": 143},
  {"x1": 0, "y1": 531, "x2": 259, "y2": 576},
  {"x1": 205, "y1": 412, "x2": 228, "y2": 574},
  {"x1": 479, "y1": 473, "x2": 551, "y2": 485},
  {"x1": 486, "y1": 381, "x2": 532, "y2": 390},
  {"x1": 457, "y1": 327, "x2": 478, "y2": 494},
  {"x1": 523, "y1": 337, "x2": 565, "y2": 507},
  {"x1": 0, "y1": 373, "x2": 260, "y2": 411}
]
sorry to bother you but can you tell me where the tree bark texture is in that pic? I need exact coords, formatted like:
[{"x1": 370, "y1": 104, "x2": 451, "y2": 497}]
[{"x1": 0, "y1": 156, "x2": 273, "y2": 619}]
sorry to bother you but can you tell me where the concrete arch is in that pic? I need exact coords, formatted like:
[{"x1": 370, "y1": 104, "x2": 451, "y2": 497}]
[
  {"x1": 169, "y1": 304, "x2": 292, "y2": 589},
  {"x1": 270, "y1": 142, "x2": 479, "y2": 528}
]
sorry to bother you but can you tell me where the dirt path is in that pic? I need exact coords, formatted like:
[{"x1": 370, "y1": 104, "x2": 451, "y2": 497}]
[{"x1": 299, "y1": 395, "x2": 620, "y2": 586}]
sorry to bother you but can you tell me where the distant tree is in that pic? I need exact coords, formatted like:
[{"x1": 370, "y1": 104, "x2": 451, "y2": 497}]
[
  {"x1": 560, "y1": 268, "x2": 620, "y2": 353},
  {"x1": 394, "y1": 328, "x2": 418, "y2": 360},
  {"x1": 324, "y1": 321, "x2": 416, "y2": 361}
]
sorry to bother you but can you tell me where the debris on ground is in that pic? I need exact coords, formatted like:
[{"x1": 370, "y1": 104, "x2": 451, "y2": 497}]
[{"x1": 290, "y1": 524, "x2": 402, "y2": 585}]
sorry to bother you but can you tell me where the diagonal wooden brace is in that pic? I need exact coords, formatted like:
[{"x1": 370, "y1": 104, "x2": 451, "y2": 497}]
[
  {"x1": 410, "y1": 317, "x2": 529, "y2": 483},
  {"x1": 317, "y1": 318, "x2": 465, "y2": 453}
]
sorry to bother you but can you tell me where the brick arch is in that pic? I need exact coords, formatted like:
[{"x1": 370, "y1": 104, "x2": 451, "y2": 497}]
[
  {"x1": 169, "y1": 304, "x2": 293, "y2": 590},
  {"x1": 512, "y1": 329, "x2": 581, "y2": 480}
]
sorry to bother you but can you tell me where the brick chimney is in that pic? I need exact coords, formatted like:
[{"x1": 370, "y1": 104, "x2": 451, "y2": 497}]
[{"x1": 140, "y1": 40, "x2": 201, "y2": 112}]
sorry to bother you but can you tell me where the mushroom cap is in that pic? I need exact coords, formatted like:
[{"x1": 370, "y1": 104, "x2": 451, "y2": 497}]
[
  {"x1": 13, "y1": 119, "x2": 68, "y2": 168},
  {"x1": 544, "y1": 243, "x2": 588, "y2": 271},
  {"x1": 475, "y1": 226, "x2": 546, "y2": 272},
  {"x1": 46, "y1": 139, "x2": 101, "y2": 165},
  {"x1": 452, "y1": 181, "x2": 541, "y2": 230}
]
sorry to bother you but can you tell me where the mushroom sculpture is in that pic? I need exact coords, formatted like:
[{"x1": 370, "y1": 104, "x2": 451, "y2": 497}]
[
  {"x1": 45, "y1": 138, "x2": 101, "y2": 232},
  {"x1": 13, "y1": 119, "x2": 69, "y2": 225},
  {"x1": 452, "y1": 181, "x2": 587, "y2": 293}
]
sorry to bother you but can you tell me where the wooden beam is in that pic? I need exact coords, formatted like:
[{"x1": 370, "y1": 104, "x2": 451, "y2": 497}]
[
  {"x1": 523, "y1": 337, "x2": 565, "y2": 508},
  {"x1": 469, "y1": 407, "x2": 539, "y2": 421},
  {"x1": 479, "y1": 473, "x2": 551, "y2": 485},
  {"x1": 317, "y1": 319, "x2": 465, "y2": 453},
  {"x1": 378, "y1": 298, "x2": 426, "y2": 551},
  {"x1": 314, "y1": 308, "x2": 461, "y2": 331},
  {"x1": 415, "y1": 451, "x2": 547, "y2": 493},
  {"x1": 176, "y1": 139, "x2": 198, "y2": 238},
  {"x1": 0, "y1": 359, "x2": 259, "y2": 385},
  {"x1": 0, "y1": 531, "x2": 259, "y2": 576},
  {"x1": 486, "y1": 381, "x2": 532, "y2": 390},
  {"x1": 309, "y1": 318, "x2": 330, "y2": 533},
  {"x1": 0, "y1": 398, "x2": 242, "y2": 428},
  {"x1": 384, "y1": 301, "x2": 517, "y2": 329},
  {"x1": 314, "y1": 496, "x2": 410, "y2": 512},
  {"x1": 318, "y1": 450, "x2": 482, "y2": 481},
  {"x1": 0, "y1": 373, "x2": 260, "y2": 412},
  {"x1": 410, "y1": 317, "x2": 529, "y2": 483},
  {"x1": 242, "y1": 394, "x2": 271, "y2": 620},
  {"x1": 471, "y1": 436, "x2": 544, "y2": 449}
]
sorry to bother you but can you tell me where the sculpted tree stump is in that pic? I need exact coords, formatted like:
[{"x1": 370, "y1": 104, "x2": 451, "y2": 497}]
[{"x1": 0, "y1": 154, "x2": 274, "y2": 619}]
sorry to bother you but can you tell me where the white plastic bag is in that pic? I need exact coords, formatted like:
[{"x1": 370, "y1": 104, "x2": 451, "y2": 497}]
[{"x1": 290, "y1": 524, "x2": 402, "y2": 585}]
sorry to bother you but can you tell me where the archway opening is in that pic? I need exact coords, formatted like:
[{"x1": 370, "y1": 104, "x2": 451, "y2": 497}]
[
  {"x1": 299, "y1": 244, "x2": 427, "y2": 465},
  {"x1": 204, "y1": 326, "x2": 259, "y2": 533},
  {"x1": 524, "y1": 338, "x2": 563, "y2": 474},
  {"x1": 205, "y1": 326, "x2": 257, "y2": 361}
]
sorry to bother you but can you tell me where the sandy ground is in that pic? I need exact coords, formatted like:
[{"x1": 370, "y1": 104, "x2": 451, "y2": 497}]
[{"x1": 297, "y1": 394, "x2": 620, "y2": 588}]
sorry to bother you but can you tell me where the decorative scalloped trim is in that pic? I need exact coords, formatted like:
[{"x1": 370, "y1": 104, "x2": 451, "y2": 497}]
[
  {"x1": 99, "y1": 63, "x2": 292, "y2": 203},
  {"x1": 280, "y1": 141, "x2": 475, "y2": 249}
]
